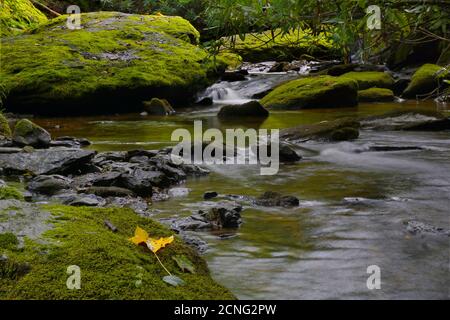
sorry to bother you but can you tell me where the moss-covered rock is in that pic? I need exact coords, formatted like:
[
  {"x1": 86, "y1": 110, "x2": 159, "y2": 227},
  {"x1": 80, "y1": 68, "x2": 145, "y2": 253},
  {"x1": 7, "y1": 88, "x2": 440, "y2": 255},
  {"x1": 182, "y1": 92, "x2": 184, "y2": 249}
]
[
  {"x1": 0, "y1": 12, "x2": 225, "y2": 115},
  {"x1": 142, "y1": 98, "x2": 175, "y2": 116},
  {"x1": 0, "y1": 113, "x2": 12, "y2": 138},
  {"x1": 0, "y1": 186, "x2": 24, "y2": 201},
  {"x1": 0, "y1": 204, "x2": 235, "y2": 299},
  {"x1": 0, "y1": 0, "x2": 47, "y2": 36},
  {"x1": 218, "y1": 101, "x2": 269, "y2": 119},
  {"x1": 358, "y1": 88, "x2": 395, "y2": 102},
  {"x1": 402, "y1": 64, "x2": 449, "y2": 99},
  {"x1": 12, "y1": 119, "x2": 51, "y2": 148},
  {"x1": 222, "y1": 29, "x2": 334, "y2": 62},
  {"x1": 260, "y1": 76, "x2": 358, "y2": 110},
  {"x1": 339, "y1": 71, "x2": 394, "y2": 90},
  {"x1": 0, "y1": 233, "x2": 19, "y2": 250}
]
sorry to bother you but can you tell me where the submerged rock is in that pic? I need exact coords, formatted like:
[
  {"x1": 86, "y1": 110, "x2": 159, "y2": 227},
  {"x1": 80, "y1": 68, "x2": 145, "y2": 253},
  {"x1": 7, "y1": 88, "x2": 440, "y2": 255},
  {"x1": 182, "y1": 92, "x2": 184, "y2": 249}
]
[
  {"x1": 361, "y1": 110, "x2": 450, "y2": 131},
  {"x1": 405, "y1": 220, "x2": 450, "y2": 237},
  {"x1": 1, "y1": 12, "x2": 225, "y2": 115},
  {"x1": 218, "y1": 101, "x2": 269, "y2": 118},
  {"x1": 281, "y1": 118, "x2": 360, "y2": 142},
  {"x1": 260, "y1": 76, "x2": 358, "y2": 110},
  {"x1": 12, "y1": 119, "x2": 51, "y2": 148},
  {"x1": 142, "y1": 98, "x2": 175, "y2": 116},
  {"x1": 203, "y1": 191, "x2": 218, "y2": 200},
  {"x1": 255, "y1": 191, "x2": 299, "y2": 207}
]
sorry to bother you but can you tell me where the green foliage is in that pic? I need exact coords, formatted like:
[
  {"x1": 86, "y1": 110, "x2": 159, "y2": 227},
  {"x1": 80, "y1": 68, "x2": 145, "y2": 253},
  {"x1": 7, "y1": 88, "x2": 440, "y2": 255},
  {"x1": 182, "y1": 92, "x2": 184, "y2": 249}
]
[
  {"x1": 0, "y1": 0, "x2": 47, "y2": 36},
  {"x1": 203, "y1": 0, "x2": 449, "y2": 63},
  {"x1": 0, "y1": 205, "x2": 235, "y2": 299}
]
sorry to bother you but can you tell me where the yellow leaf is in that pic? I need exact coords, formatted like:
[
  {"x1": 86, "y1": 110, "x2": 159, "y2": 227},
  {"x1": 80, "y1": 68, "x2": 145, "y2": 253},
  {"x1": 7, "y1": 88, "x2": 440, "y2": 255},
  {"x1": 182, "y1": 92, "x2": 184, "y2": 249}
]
[
  {"x1": 129, "y1": 226, "x2": 149, "y2": 245},
  {"x1": 146, "y1": 236, "x2": 174, "y2": 253}
]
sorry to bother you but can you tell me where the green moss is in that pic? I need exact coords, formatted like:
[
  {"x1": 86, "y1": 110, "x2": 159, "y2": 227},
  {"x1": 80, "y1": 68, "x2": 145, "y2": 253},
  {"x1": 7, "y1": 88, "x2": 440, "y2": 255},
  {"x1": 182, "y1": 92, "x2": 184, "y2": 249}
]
[
  {"x1": 222, "y1": 29, "x2": 334, "y2": 62},
  {"x1": 12, "y1": 119, "x2": 35, "y2": 138},
  {"x1": 0, "y1": 0, "x2": 47, "y2": 36},
  {"x1": 0, "y1": 186, "x2": 24, "y2": 201},
  {"x1": 0, "y1": 112, "x2": 12, "y2": 138},
  {"x1": 339, "y1": 72, "x2": 394, "y2": 90},
  {"x1": 0, "y1": 205, "x2": 235, "y2": 299},
  {"x1": 215, "y1": 51, "x2": 243, "y2": 70},
  {"x1": 358, "y1": 88, "x2": 395, "y2": 102},
  {"x1": 402, "y1": 64, "x2": 449, "y2": 98},
  {"x1": 260, "y1": 76, "x2": 358, "y2": 110},
  {"x1": 0, "y1": 12, "x2": 220, "y2": 115},
  {"x1": 0, "y1": 233, "x2": 19, "y2": 250}
]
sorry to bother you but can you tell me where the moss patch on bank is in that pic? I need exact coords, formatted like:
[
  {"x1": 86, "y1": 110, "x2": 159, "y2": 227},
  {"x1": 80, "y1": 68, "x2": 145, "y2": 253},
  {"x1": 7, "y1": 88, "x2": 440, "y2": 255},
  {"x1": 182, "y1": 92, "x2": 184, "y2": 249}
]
[
  {"x1": 0, "y1": 0, "x2": 47, "y2": 36},
  {"x1": 0, "y1": 12, "x2": 226, "y2": 115},
  {"x1": 222, "y1": 29, "x2": 334, "y2": 62},
  {"x1": 0, "y1": 205, "x2": 235, "y2": 299},
  {"x1": 260, "y1": 76, "x2": 358, "y2": 110}
]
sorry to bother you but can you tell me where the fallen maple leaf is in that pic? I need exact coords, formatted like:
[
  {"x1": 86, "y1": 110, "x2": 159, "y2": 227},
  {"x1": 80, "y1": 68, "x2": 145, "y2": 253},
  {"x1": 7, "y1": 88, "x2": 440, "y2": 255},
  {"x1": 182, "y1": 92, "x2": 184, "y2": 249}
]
[{"x1": 129, "y1": 226, "x2": 174, "y2": 253}]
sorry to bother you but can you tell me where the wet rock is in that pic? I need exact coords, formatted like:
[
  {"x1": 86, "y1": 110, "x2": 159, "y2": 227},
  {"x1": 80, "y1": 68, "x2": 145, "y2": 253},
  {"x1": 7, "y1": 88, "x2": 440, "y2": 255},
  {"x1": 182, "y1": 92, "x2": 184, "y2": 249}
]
[
  {"x1": 393, "y1": 78, "x2": 410, "y2": 96},
  {"x1": 0, "y1": 148, "x2": 96, "y2": 176},
  {"x1": 64, "y1": 194, "x2": 105, "y2": 207},
  {"x1": 218, "y1": 101, "x2": 269, "y2": 119},
  {"x1": 105, "y1": 197, "x2": 149, "y2": 216},
  {"x1": 405, "y1": 220, "x2": 450, "y2": 237},
  {"x1": 168, "y1": 188, "x2": 190, "y2": 198},
  {"x1": 281, "y1": 118, "x2": 360, "y2": 142},
  {"x1": 50, "y1": 136, "x2": 91, "y2": 148},
  {"x1": 268, "y1": 61, "x2": 290, "y2": 73},
  {"x1": 27, "y1": 175, "x2": 73, "y2": 195},
  {"x1": 92, "y1": 151, "x2": 128, "y2": 166},
  {"x1": 82, "y1": 186, "x2": 135, "y2": 198},
  {"x1": 12, "y1": 119, "x2": 51, "y2": 148},
  {"x1": 0, "y1": 147, "x2": 22, "y2": 154},
  {"x1": 221, "y1": 71, "x2": 248, "y2": 82},
  {"x1": 173, "y1": 201, "x2": 243, "y2": 231},
  {"x1": 361, "y1": 110, "x2": 450, "y2": 131},
  {"x1": 142, "y1": 98, "x2": 175, "y2": 116},
  {"x1": 196, "y1": 97, "x2": 213, "y2": 106},
  {"x1": 203, "y1": 191, "x2": 218, "y2": 200},
  {"x1": 120, "y1": 168, "x2": 163, "y2": 196},
  {"x1": 73, "y1": 171, "x2": 122, "y2": 188},
  {"x1": 255, "y1": 191, "x2": 299, "y2": 207},
  {"x1": 253, "y1": 141, "x2": 302, "y2": 162},
  {"x1": 126, "y1": 149, "x2": 158, "y2": 160},
  {"x1": 178, "y1": 234, "x2": 208, "y2": 253}
]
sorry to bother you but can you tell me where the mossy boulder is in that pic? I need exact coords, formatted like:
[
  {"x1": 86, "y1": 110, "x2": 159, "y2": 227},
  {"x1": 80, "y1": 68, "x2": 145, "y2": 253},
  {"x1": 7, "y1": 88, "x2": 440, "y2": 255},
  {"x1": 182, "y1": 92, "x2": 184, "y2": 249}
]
[
  {"x1": 339, "y1": 71, "x2": 394, "y2": 90},
  {"x1": 260, "y1": 76, "x2": 358, "y2": 110},
  {"x1": 402, "y1": 64, "x2": 449, "y2": 99},
  {"x1": 280, "y1": 118, "x2": 360, "y2": 142},
  {"x1": 12, "y1": 119, "x2": 51, "y2": 148},
  {"x1": 0, "y1": 12, "x2": 225, "y2": 115},
  {"x1": 0, "y1": 186, "x2": 24, "y2": 201},
  {"x1": 0, "y1": 0, "x2": 47, "y2": 36},
  {"x1": 143, "y1": 98, "x2": 175, "y2": 116},
  {"x1": 222, "y1": 29, "x2": 334, "y2": 62},
  {"x1": 218, "y1": 101, "x2": 269, "y2": 119},
  {"x1": 358, "y1": 88, "x2": 395, "y2": 102},
  {"x1": 0, "y1": 204, "x2": 235, "y2": 299},
  {"x1": 0, "y1": 113, "x2": 12, "y2": 138}
]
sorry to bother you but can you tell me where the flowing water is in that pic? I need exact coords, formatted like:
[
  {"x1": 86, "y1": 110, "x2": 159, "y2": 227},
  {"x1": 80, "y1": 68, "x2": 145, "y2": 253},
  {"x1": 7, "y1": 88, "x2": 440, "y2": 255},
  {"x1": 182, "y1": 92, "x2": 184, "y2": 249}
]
[{"x1": 33, "y1": 71, "x2": 450, "y2": 299}]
